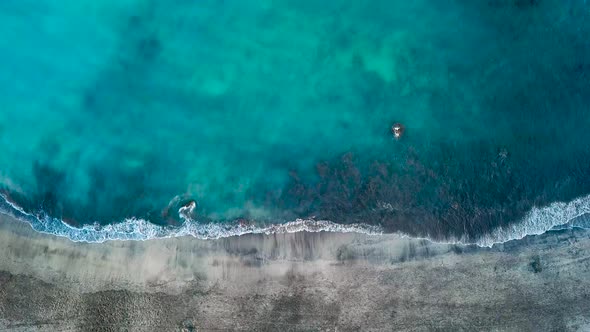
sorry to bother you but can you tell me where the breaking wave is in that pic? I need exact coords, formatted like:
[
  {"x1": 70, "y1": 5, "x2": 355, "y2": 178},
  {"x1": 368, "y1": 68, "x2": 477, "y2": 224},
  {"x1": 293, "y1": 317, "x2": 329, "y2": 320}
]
[
  {"x1": 0, "y1": 194, "x2": 382, "y2": 242},
  {"x1": 1, "y1": 193, "x2": 589, "y2": 247}
]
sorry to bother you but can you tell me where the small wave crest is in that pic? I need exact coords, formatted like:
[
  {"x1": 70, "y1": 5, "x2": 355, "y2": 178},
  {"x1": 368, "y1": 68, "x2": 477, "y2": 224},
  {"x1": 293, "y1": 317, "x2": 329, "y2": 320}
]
[
  {"x1": 0, "y1": 193, "x2": 381, "y2": 242},
  {"x1": 1, "y1": 193, "x2": 589, "y2": 246},
  {"x1": 475, "y1": 195, "x2": 590, "y2": 247}
]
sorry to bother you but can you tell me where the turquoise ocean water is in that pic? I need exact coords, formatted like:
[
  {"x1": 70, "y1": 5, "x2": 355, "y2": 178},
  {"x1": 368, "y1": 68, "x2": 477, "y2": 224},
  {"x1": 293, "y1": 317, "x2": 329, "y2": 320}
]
[{"x1": 1, "y1": 0, "x2": 590, "y2": 244}]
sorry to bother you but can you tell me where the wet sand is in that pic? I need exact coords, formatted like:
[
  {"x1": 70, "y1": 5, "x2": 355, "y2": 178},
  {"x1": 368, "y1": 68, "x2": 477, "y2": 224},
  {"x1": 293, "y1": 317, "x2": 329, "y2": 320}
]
[{"x1": 1, "y1": 213, "x2": 590, "y2": 331}]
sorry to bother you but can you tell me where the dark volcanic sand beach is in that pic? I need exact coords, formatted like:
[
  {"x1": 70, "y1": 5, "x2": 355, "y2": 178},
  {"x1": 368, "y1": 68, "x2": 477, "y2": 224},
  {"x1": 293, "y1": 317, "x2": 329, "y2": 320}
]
[{"x1": 1, "y1": 213, "x2": 590, "y2": 331}]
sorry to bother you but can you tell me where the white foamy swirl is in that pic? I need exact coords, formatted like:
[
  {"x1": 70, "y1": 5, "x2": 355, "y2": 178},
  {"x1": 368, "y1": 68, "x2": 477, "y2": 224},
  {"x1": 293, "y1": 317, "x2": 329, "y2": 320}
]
[{"x1": 1, "y1": 192, "x2": 589, "y2": 247}]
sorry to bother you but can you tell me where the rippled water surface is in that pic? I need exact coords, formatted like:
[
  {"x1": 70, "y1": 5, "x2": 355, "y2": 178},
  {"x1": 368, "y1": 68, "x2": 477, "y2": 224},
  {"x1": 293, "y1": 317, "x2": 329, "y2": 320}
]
[{"x1": 1, "y1": 0, "x2": 590, "y2": 242}]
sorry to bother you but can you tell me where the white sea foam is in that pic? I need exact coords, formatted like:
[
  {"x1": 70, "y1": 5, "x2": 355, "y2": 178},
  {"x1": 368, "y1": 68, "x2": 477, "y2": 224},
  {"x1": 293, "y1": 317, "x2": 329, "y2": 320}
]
[
  {"x1": 0, "y1": 192, "x2": 589, "y2": 246},
  {"x1": 0, "y1": 193, "x2": 382, "y2": 242},
  {"x1": 476, "y1": 195, "x2": 590, "y2": 247}
]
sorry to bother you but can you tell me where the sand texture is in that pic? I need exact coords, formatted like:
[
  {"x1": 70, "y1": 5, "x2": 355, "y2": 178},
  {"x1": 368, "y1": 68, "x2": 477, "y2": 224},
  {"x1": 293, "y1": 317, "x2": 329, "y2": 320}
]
[{"x1": 1, "y1": 213, "x2": 590, "y2": 331}]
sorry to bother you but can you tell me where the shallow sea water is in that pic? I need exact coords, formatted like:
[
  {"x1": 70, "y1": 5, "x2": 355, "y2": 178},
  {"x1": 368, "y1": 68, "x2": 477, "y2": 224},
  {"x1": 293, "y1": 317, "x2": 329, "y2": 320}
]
[{"x1": 1, "y1": 0, "x2": 590, "y2": 242}]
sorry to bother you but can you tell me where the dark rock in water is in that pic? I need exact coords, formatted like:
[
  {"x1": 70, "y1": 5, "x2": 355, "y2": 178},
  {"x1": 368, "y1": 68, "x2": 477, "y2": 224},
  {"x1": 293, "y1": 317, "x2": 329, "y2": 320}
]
[{"x1": 391, "y1": 123, "x2": 405, "y2": 139}]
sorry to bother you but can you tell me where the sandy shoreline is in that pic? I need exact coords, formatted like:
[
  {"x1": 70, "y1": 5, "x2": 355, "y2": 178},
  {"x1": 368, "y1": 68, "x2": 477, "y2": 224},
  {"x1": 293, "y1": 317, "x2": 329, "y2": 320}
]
[{"x1": 1, "y1": 213, "x2": 590, "y2": 331}]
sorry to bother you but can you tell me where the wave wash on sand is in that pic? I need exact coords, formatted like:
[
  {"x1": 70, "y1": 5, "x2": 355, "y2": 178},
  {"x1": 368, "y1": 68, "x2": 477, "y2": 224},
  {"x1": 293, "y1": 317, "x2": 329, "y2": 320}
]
[{"x1": 1, "y1": 193, "x2": 590, "y2": 247}]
